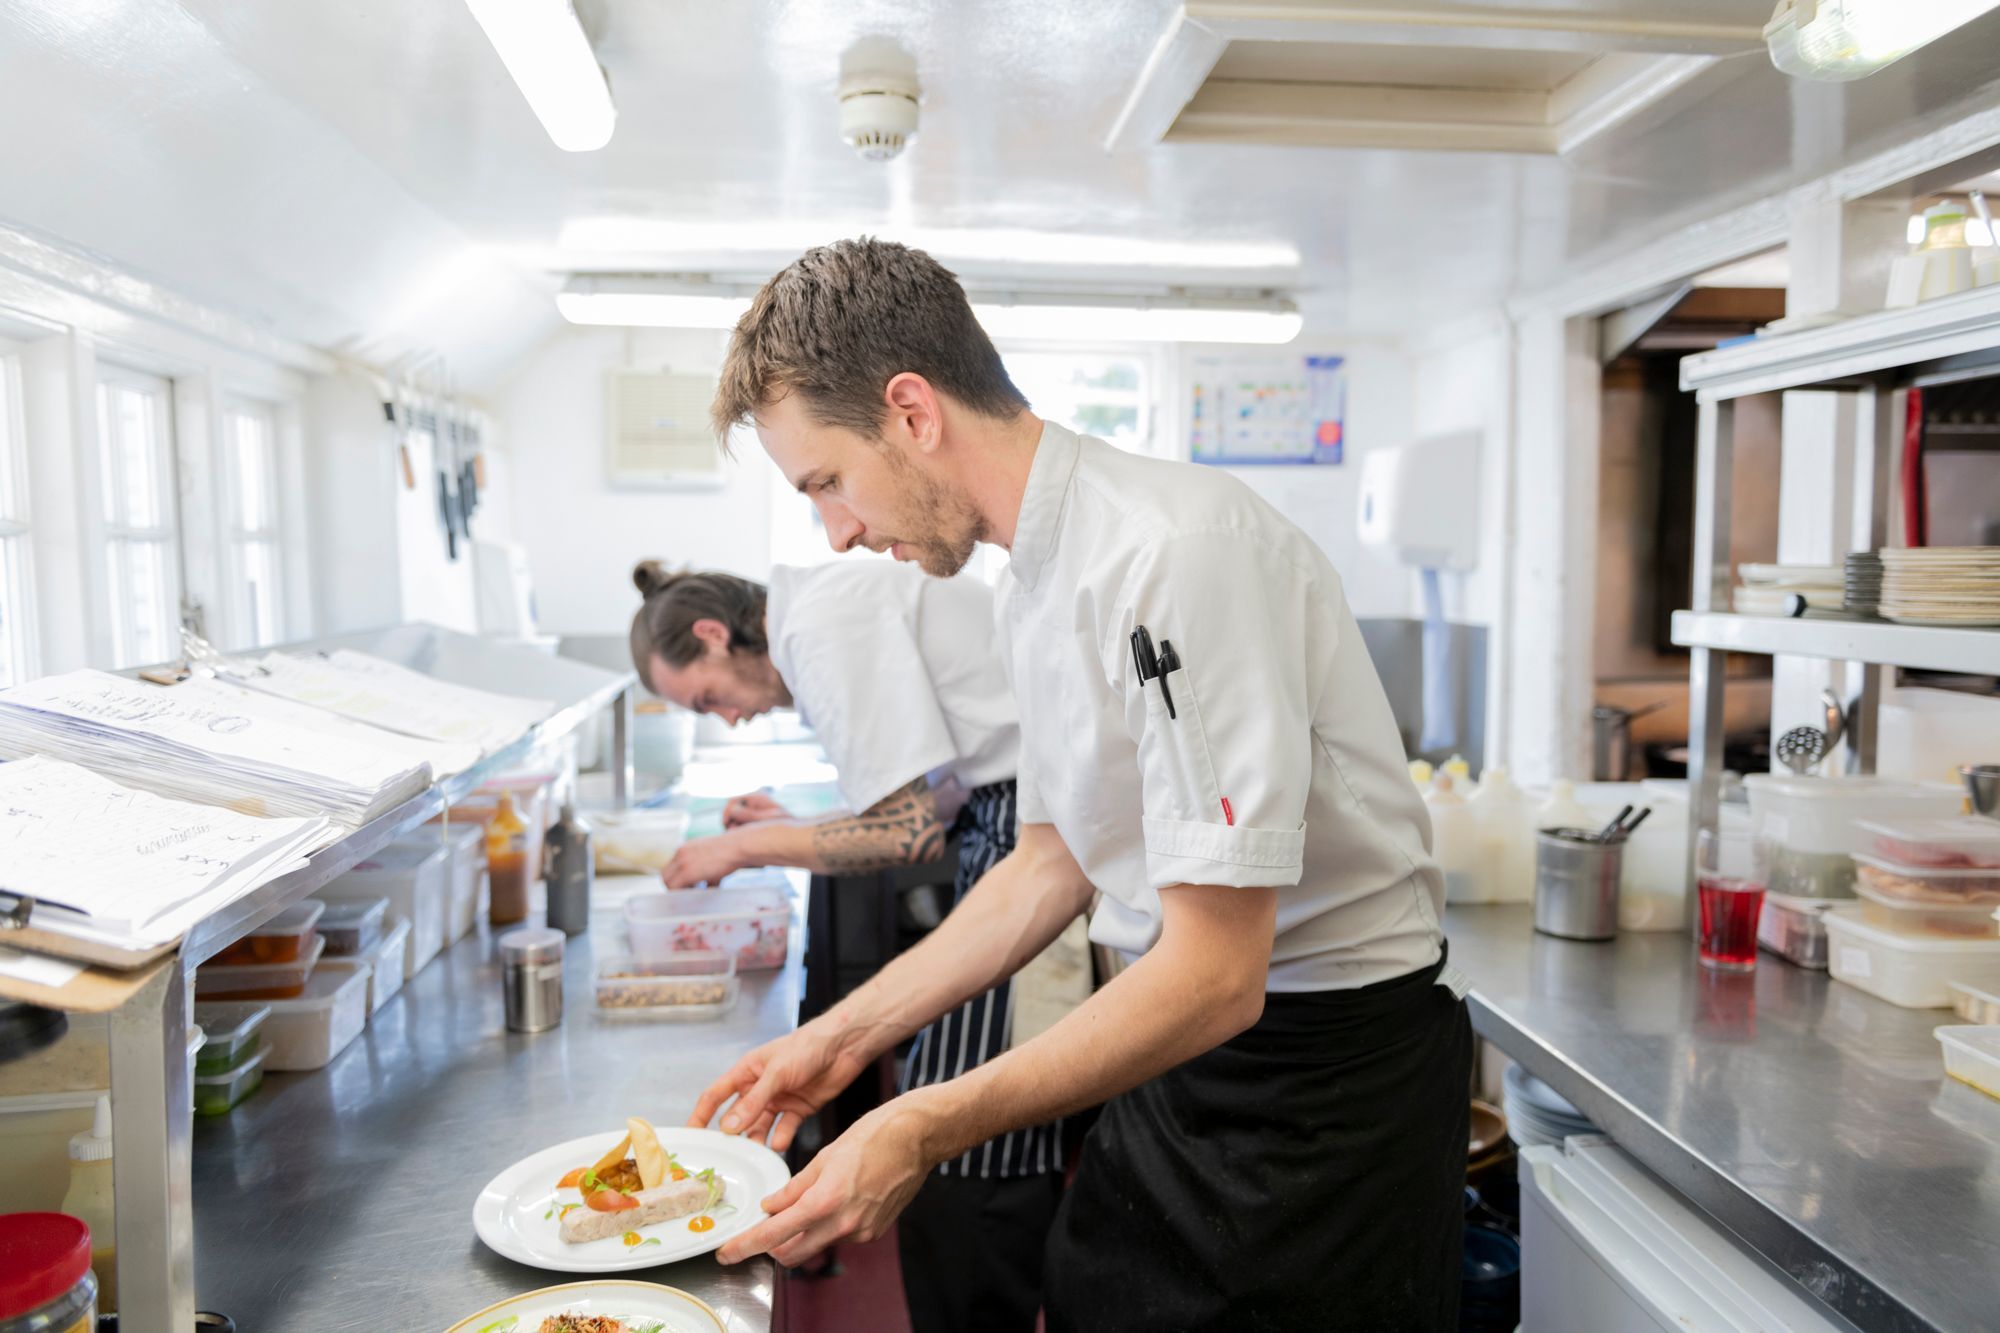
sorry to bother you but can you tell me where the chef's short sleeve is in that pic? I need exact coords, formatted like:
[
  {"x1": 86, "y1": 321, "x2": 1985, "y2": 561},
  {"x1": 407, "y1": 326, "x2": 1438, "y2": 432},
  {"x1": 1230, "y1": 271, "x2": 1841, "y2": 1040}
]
[
  {"x1": 782, "y1": 604, "x2": 958, "y2": 814},
  {"x1": 1110, "y1": 530, "x2": 1318, "y2": 891}
]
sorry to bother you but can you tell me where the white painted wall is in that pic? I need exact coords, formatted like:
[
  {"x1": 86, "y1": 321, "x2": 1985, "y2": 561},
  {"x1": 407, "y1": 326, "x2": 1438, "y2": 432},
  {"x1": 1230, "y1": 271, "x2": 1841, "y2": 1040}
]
[{"x1": 489, "y1": 326, "x2": 775, "y2": 637}]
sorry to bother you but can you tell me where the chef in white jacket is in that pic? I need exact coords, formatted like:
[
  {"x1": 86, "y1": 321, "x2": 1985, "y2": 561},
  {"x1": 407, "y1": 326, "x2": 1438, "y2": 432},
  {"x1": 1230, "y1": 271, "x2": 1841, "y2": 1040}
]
[
  {"x1": 689, "y1": 237, "x2": 1473, "y2": 1332},
  {"x1": 628, "y1": 558, "x2": 1066, "y2": 1333}
]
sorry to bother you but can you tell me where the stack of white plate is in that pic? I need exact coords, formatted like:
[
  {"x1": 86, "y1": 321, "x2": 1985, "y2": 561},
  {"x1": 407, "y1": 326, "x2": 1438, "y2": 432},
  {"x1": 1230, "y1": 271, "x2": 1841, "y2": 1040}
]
[
  {"x1": 1880, "y1": 547, "x2": 2000, "y2": 626},
  {"x1": 1502, "y1": 1063, "x2": 1599, "y2": 1149}
]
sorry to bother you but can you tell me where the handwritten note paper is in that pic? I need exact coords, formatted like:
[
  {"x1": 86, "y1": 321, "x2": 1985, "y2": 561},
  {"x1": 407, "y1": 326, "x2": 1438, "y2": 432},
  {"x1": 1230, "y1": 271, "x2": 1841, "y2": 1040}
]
[{"x1": 244, "y1": 650, "x2": 554, "y2": 758}]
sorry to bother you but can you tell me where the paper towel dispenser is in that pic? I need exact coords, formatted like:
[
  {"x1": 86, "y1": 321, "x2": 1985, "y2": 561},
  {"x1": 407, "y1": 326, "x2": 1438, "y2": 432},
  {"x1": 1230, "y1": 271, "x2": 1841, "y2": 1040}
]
[{"x1": 1358, "y1": 431, "x2": 1481, "y2": 569}]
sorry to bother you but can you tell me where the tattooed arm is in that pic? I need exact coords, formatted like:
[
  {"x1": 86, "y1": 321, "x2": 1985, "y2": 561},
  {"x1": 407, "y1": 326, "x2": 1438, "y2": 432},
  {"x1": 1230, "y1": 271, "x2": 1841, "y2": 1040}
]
[{"x1": 659, "y1": 777, "x2": 946, "y2": 887}]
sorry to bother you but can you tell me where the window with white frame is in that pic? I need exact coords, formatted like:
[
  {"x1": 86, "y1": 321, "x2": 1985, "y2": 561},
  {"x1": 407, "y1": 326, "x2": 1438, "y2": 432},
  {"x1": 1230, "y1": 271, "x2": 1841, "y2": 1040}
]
[
  {"x1": 0, "y1": 349, "x2": 35, "y2": 687},
  {"x1": 1001, "y1": 347, "x2": 1158, "y2": 456},
  {"x1": 222, "y1": 396, "x2": 284, "y2": 649},
  {"x1": 95, "y1": 365, "x2": 181, "y2": 668}
]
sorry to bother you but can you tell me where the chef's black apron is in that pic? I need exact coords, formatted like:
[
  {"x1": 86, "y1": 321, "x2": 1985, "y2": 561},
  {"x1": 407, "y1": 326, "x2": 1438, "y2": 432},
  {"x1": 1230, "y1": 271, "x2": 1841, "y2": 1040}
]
[{"x1": 1042, "y1": 948, "x2": 1472, "y2": 1333}]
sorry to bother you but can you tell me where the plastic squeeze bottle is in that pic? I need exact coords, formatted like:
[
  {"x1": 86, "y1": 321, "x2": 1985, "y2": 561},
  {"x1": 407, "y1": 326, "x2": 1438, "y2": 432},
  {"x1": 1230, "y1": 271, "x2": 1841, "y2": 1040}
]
[{"x1": 60, "y1": 1094, "x2": 117, "y2": 1311}]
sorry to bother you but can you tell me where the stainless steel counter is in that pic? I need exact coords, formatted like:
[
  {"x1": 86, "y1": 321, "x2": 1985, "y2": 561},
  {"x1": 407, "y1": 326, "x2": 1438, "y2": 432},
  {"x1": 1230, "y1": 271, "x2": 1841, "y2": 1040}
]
[
  {"x1": 190, "y1": 872, "x2": 803, "y2": 1332},
  {"x1": 1448, "y1": 904, "x2": 2000, "y2": 1333}
]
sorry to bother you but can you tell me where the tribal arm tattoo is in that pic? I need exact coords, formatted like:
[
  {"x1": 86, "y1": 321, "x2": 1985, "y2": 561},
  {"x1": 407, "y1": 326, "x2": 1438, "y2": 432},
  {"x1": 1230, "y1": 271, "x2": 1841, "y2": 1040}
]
[{"x1": 809, "y1": 775, "x2": 947, "y2": 873}]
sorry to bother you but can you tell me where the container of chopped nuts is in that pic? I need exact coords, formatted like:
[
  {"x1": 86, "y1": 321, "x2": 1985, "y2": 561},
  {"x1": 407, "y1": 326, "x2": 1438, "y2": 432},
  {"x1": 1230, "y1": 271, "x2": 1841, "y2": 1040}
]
[{"x1": 593, "y1": 951, "x2": 739, "y2": 1020}]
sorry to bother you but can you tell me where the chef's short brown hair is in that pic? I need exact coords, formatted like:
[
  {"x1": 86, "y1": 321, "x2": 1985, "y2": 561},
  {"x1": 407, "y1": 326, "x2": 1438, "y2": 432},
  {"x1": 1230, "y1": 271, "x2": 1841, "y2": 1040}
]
[
  {"x1": 711, "y1": 237, "x2": 1028, "y2": 448},
  {"x1": 628, "y1": 562, "x2": 768, "y2": 676}
]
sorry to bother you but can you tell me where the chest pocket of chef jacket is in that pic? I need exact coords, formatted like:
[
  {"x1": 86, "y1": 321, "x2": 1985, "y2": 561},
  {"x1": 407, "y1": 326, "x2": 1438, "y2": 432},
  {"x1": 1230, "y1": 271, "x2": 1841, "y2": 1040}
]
[{"x1": 1136, "y1": 665, "x2": 1224, "y2": 825}]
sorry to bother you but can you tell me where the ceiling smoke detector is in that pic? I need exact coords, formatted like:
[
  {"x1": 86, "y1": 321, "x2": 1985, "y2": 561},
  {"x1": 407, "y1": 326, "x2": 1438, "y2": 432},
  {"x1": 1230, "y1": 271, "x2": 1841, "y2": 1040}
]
[{"x1": 838, "y1": 37, "x2": 920, "y2": 162}]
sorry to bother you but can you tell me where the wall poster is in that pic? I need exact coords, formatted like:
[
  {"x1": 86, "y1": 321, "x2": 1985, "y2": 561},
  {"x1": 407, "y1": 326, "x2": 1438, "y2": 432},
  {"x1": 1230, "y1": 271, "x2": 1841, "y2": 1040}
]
[{"x1": 1188, "y1": 353, "x2": 1346, "y2": 466}]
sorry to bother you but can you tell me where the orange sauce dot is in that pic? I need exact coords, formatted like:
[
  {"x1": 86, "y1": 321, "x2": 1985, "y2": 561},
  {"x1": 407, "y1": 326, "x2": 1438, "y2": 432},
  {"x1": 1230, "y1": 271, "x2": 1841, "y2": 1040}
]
[{"x1": 688, "y1": 1215, "x2": 716, "y2": 1233}]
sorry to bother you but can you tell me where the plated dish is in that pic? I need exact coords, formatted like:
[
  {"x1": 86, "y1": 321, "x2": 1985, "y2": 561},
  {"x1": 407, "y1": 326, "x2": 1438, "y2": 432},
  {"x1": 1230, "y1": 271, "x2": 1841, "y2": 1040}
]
[
  {"x1": 474, "y1": 1123, "x2": 790, "y2": 1272},
  {"x1": 444, "y1": 1280, "x2": 725, "y2": 1333}
]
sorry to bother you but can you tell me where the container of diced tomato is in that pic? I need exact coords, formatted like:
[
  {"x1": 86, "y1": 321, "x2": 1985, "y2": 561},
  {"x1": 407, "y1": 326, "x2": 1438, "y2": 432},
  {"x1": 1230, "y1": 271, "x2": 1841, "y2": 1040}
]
[
  {"x1": 624, "y1": 881, "x2": 792, "y2": 971},
  {"x1": 196, "y1": 934, "x2": 326, "y2": 1000},
  {"x1": 205, "y1": 899, "x2": 324, "y2": 967}
]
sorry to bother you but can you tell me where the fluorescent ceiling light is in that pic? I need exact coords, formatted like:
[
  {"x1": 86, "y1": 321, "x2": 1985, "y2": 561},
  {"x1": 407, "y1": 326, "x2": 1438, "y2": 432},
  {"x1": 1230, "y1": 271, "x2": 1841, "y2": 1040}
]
[
  {"x1": 463, "y1": 0, "x2": 616, "y2": 151},
  {"x1": 1765, "y1": 0, "x2": 2000, "y2": 81},
  {"x1": 558, "y1": 278, "x2": 1302, "y2": 344},
  {"x1": 555, "y1": 218, "x2": 1301, "y2": 273}
]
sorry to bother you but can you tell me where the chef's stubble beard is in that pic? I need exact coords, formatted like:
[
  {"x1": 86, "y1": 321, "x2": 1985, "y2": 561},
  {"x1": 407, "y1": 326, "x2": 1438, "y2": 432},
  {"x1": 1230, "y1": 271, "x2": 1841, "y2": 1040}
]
[{"x1": 878, "y1": 435, "x2": 986, "y2": 577}]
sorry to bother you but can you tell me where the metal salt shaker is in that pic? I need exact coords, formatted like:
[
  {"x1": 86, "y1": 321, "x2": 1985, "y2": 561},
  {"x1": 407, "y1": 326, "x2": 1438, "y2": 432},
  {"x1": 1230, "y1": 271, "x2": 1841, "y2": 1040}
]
[{"x1": 498, "y1": 927, "x2": 566, "y2": 1032}]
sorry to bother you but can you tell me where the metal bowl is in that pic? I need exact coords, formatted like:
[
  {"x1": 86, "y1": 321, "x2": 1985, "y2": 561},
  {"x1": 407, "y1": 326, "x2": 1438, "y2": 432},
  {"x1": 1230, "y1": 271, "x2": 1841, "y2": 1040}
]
[{"x1": 1963, "y1": 764, "x2": 2000, "y2": 819}]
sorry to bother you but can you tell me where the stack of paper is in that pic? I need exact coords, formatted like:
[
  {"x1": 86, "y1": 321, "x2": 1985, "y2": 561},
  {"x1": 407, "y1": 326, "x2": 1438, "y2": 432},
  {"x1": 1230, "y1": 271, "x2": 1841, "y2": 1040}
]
[
  {"x1": 237, "y1": 649, "x2": 555, "y2": 759},
  {"x1": 203, "y1": 671, "x2": 481, "y2": 780},
  {"x1": 0, "y1": 670, "x2": 432, "y2": 825},
  {"x1": 0, "y1": 756, "x2": 331, "y2": 947}
]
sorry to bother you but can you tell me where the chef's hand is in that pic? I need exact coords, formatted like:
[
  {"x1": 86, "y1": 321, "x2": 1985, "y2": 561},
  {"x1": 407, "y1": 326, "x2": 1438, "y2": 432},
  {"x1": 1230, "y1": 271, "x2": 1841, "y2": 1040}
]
[
  {"x1": 688, "y1": 1016, "x2": 872, "y2": 1151},
  {"x1": 723, "y1": 791, "x2": 789, "y2": 828},
  {"x1": 717, "y1": 1099, "x2": 932, "y2": 1267},
  {"x1": 660, "y1": 833, "x2": 747, "y2": 889}
]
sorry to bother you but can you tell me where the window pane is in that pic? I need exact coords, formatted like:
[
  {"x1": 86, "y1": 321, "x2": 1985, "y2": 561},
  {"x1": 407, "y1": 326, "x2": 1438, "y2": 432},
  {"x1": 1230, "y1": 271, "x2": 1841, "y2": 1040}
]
[
  {"x1": 0, "y1": 364, "x2": 17, "y2": 523},
  {"x1": 237, "y1": 540, "x2": 281, "y2": 648},
  {"x1": 96, "y1": 381, "x2": 120, "y2": 525},
  {"x1": 1002, "y1": 351, "x2": 1150, "y2": 453},
  {"x1": 229, "y1": 407, "x2": 276, "y2": 533},
  {"x1": 118, "y1": 386, "x2": 163, "y2": 529},
  {"x1": 109, "y1": 538, "x2": 176, "y2": 668}
]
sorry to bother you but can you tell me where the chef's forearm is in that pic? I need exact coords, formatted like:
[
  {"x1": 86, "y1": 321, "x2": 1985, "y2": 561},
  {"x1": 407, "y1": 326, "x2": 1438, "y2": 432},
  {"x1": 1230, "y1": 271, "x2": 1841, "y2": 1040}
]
[
  {"x1": 730, "y1": 776, "x2": 944, "y2": 875},
  {"x1": 903, "y1": 884, "x2": 1275, "y2": 1165},
  {"x1": 824, "y1": 824, "x2": 1097, "y2": 1067}
]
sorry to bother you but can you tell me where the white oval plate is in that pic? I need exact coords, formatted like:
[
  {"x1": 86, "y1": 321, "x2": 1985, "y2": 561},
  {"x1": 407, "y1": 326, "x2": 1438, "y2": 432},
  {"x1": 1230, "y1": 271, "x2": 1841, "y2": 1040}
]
[
  {"x1": 444, "y1": 1279, "x2": 725, "y2": 1333},
  {"x1": 473, "y1": 1127, "x2": 790, "y2": 1273}
]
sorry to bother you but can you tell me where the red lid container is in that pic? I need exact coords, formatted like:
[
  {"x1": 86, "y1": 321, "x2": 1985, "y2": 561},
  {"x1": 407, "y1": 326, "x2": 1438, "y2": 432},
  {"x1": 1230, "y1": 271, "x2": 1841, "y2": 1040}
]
[{"x1": 0, "y1": 1212, "x2": 91, "y2": 1318}]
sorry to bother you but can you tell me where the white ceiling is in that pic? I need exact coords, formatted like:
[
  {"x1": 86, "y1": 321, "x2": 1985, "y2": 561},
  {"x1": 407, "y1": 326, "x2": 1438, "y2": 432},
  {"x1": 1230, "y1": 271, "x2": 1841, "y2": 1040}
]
[{"x1": 1, "y1": 1, "x2": 1998, "y2": 391}]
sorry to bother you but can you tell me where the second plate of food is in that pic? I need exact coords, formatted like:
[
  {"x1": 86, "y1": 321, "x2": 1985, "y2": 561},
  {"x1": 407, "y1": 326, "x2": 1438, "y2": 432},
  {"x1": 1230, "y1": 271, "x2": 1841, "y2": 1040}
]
[{"x1": 474, "y1": 1122, "x2": 790, "y2": 1273}]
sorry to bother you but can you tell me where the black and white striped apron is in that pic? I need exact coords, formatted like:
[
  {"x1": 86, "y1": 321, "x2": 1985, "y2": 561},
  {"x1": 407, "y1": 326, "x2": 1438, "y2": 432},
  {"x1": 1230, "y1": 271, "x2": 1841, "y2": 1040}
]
[{"x1": 900, "y1": 778, "x2": 1065, "y2": 1178}]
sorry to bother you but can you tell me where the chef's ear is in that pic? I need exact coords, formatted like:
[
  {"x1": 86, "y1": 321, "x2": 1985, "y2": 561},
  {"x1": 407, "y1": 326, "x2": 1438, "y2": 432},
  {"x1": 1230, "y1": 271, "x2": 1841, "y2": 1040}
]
[
  {"x1": 691, "y1": 618, "x2": 732, "y2": 651},
  {"x1": 882, "y1": 372, "x2": 942, "y2": 455}
]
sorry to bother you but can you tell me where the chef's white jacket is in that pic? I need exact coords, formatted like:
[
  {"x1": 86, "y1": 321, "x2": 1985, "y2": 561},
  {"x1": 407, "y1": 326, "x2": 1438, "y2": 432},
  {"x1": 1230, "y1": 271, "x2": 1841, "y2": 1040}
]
[
  {"x1": 767, "y1": 561, "x2": 1019, "y2": 814},
  {"x1": 995, "y1": 421, "x2": 1447, "y2": 993}
]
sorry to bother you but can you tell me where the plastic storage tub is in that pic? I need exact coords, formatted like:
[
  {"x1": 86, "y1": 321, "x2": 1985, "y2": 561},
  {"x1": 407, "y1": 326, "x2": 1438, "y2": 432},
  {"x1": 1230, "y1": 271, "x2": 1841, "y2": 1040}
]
[
  {"x1": 320, "y1": 913, "x2": 408, "y2": 1016},
  {"x1": 207, "y1": 898, "x2": 324, "y2": 967},
  {"x1": 192, "y1": 1003, "x2": 268, "y2": 1075},
  {"x1": 437, "y1": 821, "x2": 485, "y2": 942},
  {"x1": 1952, "y1": 981, "x2": 2000, "y2": 1025},
  {"x1": 1824, "y1": 908, "x2": 2000, "y2": 1008},
  {"x1": 1757, "y1": 892, "x2": 1831, "y2": 968},
  {"x1": 1853, "y1": 871, "x2": 2000, "y2": 937},
  {"x1": 193, "y1": 1044, "x2": 266, "y2": 1116},
  {"x1": 1744, "y1": 775, "x2": 1963, "y2": 899},
  {"x1": 1934, "y1": 1025, "x2": 2000, "y2": 1100},
  {"x1": 1859, "y1": 815, "x2": 2000, "y2": 873},
  {"x1": 1876, "y1": 687, "x2": 2000, "y2": 785},
  {"x1": 195, "y1": 933, "x2": 325, "y2": 1000},
  {"x1": 316, "y1": 896, "x2": 388, "y2": 956},
  {"x1": 625, "y1": 882, "x2": 793, "y2": 970},
  {"x1": 593, "y1": 808, "x2": 694, "y2": 875},
  {"x1": 319, "y1": 839, "x2": 448, "y2": 979},
  {"x1": 257, "y1": 964, "x2": 371, "y2": 1071},
  {"x1": 594, "y1": 951, "x2": 739, "y2": 1018}
]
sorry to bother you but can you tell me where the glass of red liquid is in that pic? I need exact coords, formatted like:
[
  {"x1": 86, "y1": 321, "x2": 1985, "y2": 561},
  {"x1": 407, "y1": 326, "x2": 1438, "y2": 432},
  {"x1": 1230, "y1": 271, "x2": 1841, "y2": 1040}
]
[{"x1": 1697, "y1": 828, "x2": 1766, "y2": 972}]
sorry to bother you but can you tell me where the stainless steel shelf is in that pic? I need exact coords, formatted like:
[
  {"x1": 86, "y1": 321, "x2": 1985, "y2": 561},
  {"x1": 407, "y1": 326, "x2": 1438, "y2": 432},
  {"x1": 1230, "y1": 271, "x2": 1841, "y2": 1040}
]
[
  {"x1": 1679, "y1": 284, "x2": 2000, "y2": 400},
  {"x1": 1671, "y1": 610, "x2": 2000, "y2": 675}
]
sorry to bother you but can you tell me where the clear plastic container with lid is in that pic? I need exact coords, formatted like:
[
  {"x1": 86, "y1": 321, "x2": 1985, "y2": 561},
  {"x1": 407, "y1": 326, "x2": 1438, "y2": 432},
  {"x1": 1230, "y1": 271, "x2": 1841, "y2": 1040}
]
[
  {"x1": 0, "y1": 1211, "x2": 96, "y2": 1333},
  {"x1": 256, "y1": 965, "x2": 371, "y2": 1071},
  {"x1": 316, "y1": 896, "x2": 387, "y2": 956},
  {"x1": 1935, "y1": 1025, "x2": 2000, "y2": 1100},
  {"x1": 1853, "y1": 871, "x2": 2000, "y2": 937},
  {"x1": 192, "y1": 1044, "x2": 266, "y2": 1116},
  {"x1": 1858, "y1": 815, "x2": 2000, "y2": 879},
  {"x1": 191, "y1": 1003, "x2": 269, "y2": 1075},
  {"x1": 1825, "y1": 908, "x2": 2000, "y2": 1008},
  {"x1": 1757, "y1": 892, "x2": 1832, "y2": 968},
  {"x1": 1744, "y1": 775, "x2": 1964, "y2": 898},
  {"x1": 594, "y1": 951, "x2": 739, "y2": 1018},
  {"x1": 625, "y1": 879, "x2": 793, "y2": 970},
  {"x1": 320, "y1": 840, "x2": 448, "y2": 979},
  {"x1": 206, "y1": 898, "x2": 323, "y2": 967},
  {"x1": 195, "y1": 933, "x2": 325, "y2": 1000}
]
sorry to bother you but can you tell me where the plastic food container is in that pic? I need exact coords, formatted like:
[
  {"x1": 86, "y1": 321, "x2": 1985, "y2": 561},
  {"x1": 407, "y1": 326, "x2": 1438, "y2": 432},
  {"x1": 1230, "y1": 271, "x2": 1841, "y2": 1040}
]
[
  {"x1": 191, "y1": 1004, "x2": 269, "y2": 1075},
  {"x1": 192, "y1": 1044, "x2": 267, "y2": 1117},
  {"x1": 319, "y1": 839, "x2": 448, "y2": 980},
  {"x1": 195, "y1": 934, "x2": 325, "y2": 1000},
  {"x1": 1934, "y1": 1025, "x2": 2000, "y2": 1100},
  {"x1": 363, "y1": 916, "x2": 411, "y2": 1013},
  {"x1": 1853, "y1": 871, "x2": 2000, "y2": 938},
  {"x1": 593, "y1": 808, "x2": 693, "y2": 874},
  {"x1": 1951, "y1": 981, "x2": 2000, "y2": 1025},
  {"x1": 625, "y1": 883, "x2": 793, "y2": 970},
  {"x1": 1824, "y1": 908, "x2": 2000, "y2": 1008},
  {"x1": 316, "y1": 896, "x2": 388, "y2": 956},
  {"x1": 594, "y1": 951, "x2": 739, "y2": 1019},
  {"x1": 206, "y1": 898, "x2": 324, "y2": 967},
  {"x1": 0, "y1": 1212, "x2": 97, "y2": 1332},
  {"x1": 257, "y1": 965, "x2": 371, "y2": 1071},
  {"x1": 437, "y1": 822, "x2": 485, "y2": 942},
  {"x1": 1744, "y1": 775, "x2": 1963, "y2": 899},
  {"x1": 1757, "y1": 892, "x2": 1831, "y2": 968},
  {"x1": 1859, "y1": 815, "x2": 2000, "y2": 872},
  {"x1": 1856, "y1": 856, "x2": 2000, "y2": 908}
]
